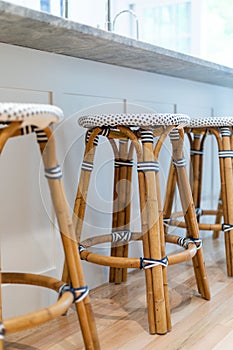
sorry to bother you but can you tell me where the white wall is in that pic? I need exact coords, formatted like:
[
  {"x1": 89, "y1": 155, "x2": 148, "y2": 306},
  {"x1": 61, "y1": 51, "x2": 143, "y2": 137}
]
[{"x1": 0, "y1": 42, "x2": 232, "y2": 318}]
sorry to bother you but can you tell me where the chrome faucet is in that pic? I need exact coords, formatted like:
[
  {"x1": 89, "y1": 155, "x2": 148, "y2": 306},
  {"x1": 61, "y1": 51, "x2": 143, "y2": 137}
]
[
  {"x1": 62, "y1": 0, "x2": 69, "y2": 18},
  {"x1": 112, "y1": 9, "x2": 139, "y2": 40}
]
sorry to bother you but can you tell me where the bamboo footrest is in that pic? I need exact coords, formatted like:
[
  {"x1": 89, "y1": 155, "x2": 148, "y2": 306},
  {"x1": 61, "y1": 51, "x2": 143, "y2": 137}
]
[
  {"x1": 79, "y1": 232, "x2": 197, "y2": 268},
  {"x1": 165, "y1": 211, "x2": 223, "y2": 232},
  {"x1": 2, "y1": 272, "x2": 74, "y2": 335}
]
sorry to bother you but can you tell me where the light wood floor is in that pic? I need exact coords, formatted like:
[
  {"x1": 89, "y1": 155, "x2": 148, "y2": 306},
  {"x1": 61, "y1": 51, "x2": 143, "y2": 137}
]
[{"x1": 5, "y1": 233, "x2": 233, "y2": 350}]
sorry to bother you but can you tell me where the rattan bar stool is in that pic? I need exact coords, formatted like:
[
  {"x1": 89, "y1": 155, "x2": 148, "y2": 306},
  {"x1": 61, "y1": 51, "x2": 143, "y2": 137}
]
[
  {"x1": 69, "y1": 113, "x2": 210, "y2": 335},
  {"x1": 164, "y1": 116, "x2": 233, "y2": 276},
  {"x1": 0, "y1": 103, "x2": 100, "y2": 350}
]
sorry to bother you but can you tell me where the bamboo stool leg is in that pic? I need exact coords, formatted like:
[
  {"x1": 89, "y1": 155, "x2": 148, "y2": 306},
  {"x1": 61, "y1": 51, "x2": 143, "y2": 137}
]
[
  {"x1": 154, "y1": 126, "x2": 174, "y2": 331},
  {"x1": 189, "y1": 130, "x2": 223, "y2": 238},
  {"x1": 212, "y1": 126, "x2": 232, "y2": 240},
  {"x1": 169, "y1": 128, "x2": 210, "y2": 300},
  {"x1": 110, "y1": 139, "x2": 133, "y2": 284},
  {"x1": 109, "y1": 139, "x2": 120, "y2": 283},
  {"x1": 122, "y1": 142, "x2": 134, "y2": 282},
  {"x1": 62, "y1": 128, "x2": 101, "y2": 283},
  {"x1": 0, "y1": 264, "x2": 3, "y2": 350},
  {"x1": 140, "y1": 129, "x2": 168, "y2": 334},
  {"x1": 115, "y1": 140, "x2": 128, "y2": 283},
  {"x1": 73, "y1": 128, "x2": 101, "y2": 243},
  {"x1": 163, "y1": 159, "x2": 177, "y2": 231},
  {"x1": 117, "y1": 127, "x2": 156, "y2": 334},
  {"x1": 189, "y1": 133, "x2": 204, "y2": 217},
  {"x1": 0, "y1": 136, "x2": 5, "y2": 349},
  {"x1": 41, "y1": 129, "x2": 100, "y2": 350},
  {"x1": 116, "y1": 126, "x2": 169, "y2": 334},
  {"x1": 213, "y1": 127, "x2": 233, "y2": 239},
  {"x1": 213, "y1": 191, "x2": 223, "y2": 239},
  {"x1": 213, "y1": 127, "x2": 233, "y2": 276}
]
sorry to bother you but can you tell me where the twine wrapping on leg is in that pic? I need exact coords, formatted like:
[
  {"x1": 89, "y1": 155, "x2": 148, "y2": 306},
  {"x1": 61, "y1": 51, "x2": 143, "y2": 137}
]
[
  {"x1": 59, "y1": 284, "x2": 89, "y2": 303},
  {"x1": 0, "y1": 323, "x2": 5, "y2": 340}
]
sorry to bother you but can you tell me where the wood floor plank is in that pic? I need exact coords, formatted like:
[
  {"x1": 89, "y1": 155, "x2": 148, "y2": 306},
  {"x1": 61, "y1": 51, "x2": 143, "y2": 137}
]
[
  {"x1": 212, "y1": 329, "x2": 233, "y2": 350},
  {"x1": 5, "y1": 234, "x2": 233, "y2": 349}
]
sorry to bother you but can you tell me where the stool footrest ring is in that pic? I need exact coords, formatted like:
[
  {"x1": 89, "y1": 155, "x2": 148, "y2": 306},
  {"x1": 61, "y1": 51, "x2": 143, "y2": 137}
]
[
  {"x1": 1, "y1": 272, "x2": 75, "y2": 335},
  {"x1": 78, "y1": 232, "x2": 200, "y2": 268}
]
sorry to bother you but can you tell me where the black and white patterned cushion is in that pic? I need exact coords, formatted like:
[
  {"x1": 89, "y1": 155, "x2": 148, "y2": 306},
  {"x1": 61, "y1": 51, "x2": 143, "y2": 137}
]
[
  {"x1": 78, "y1": 113, "x2": 190, "y2": 128},
  {"x1": 190, "y1": 116, "x2": 233, "y2": 128},
  {"x1": 0, "y1": 103, "x2": 63, "y2": 128}
]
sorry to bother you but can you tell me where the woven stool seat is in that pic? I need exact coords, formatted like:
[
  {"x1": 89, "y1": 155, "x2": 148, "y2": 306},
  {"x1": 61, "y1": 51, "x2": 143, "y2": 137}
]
[
  {"x1": 0, "y1": 103, "x2": 99, "y2": 349},
  {"x1": 189, "y1": 116, "x2": 233, "y2": 128},
  {"x1": 0, "y1": 103, "x2": 63, "y2": 128},
  {"x1": 78, "y1": 113, "x2": 189, "y2": 128}
]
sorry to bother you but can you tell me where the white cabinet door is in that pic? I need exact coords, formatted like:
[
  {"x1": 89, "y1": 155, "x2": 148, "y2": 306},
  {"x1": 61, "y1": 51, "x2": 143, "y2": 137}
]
[{"x1": 0, "y1": 88, "x2": 57, "y2": 318}]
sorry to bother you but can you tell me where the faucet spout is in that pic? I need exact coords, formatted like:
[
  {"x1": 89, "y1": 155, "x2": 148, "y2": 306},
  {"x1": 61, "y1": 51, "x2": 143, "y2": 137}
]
[{"x1": 112, "y1": 9, "x2": 139, "y2": 40}]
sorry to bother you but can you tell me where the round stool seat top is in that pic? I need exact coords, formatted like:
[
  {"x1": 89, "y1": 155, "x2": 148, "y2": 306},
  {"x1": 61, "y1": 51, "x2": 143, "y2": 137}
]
[
  {"x1": 189, "y1": 116, "x2": 233, "y2": 128},
  {"x1": 0, "y1": 103, "x2": 63, "y2": 128},
  {"x1": 78, "y1": 113, "x2": 190, "y2": 128}
]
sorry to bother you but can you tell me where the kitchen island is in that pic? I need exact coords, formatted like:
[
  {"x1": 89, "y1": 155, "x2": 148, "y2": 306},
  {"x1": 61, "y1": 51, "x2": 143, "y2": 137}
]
[{"x1": 0, "y1": 0, "x2": 232, "y2": 318}]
